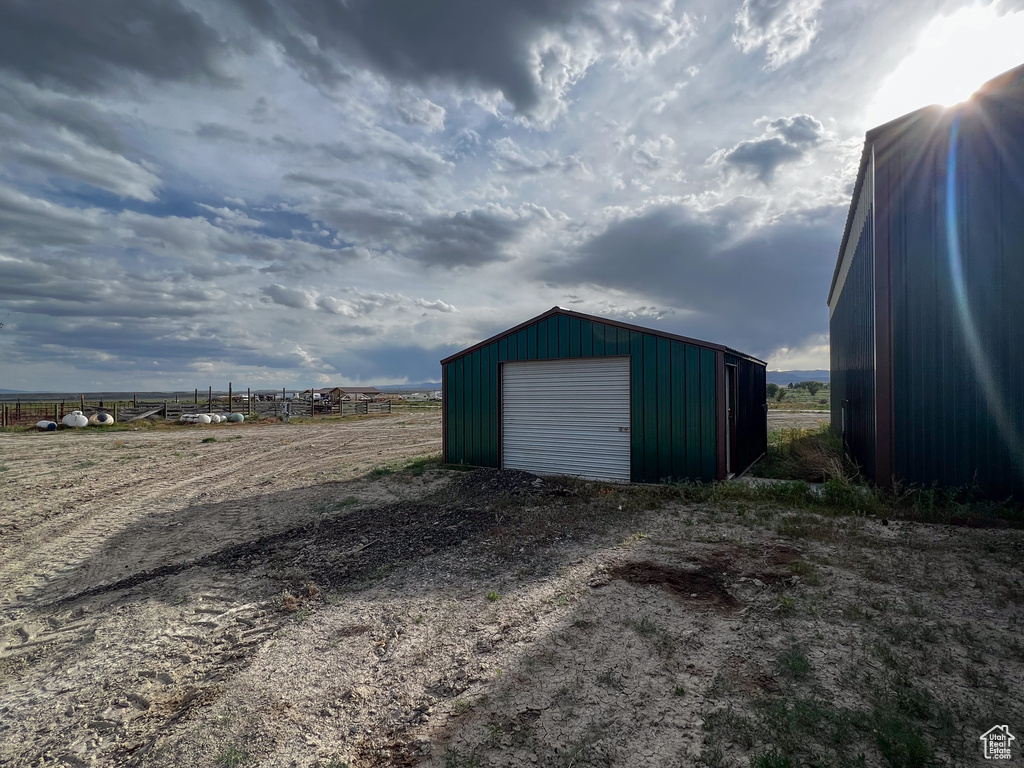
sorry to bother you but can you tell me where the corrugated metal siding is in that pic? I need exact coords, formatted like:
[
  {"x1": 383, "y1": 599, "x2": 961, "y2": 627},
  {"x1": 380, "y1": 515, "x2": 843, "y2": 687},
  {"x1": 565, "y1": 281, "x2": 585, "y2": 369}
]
[
  {"x1": 830, "y1": 200, "x2": 877, "y2": 481},
  {"x1": 442, "y1": 312, "x2": 727, "y2": 482},
  {"x1": 887, "y1": 97, "x2": 1024, "y2": 495},
  {"x1": 502, "y1": 358, "x2": 631, "y2": 481},
  {"x1": 726, "y1": 353, "x2": 768, "y2": 474}
]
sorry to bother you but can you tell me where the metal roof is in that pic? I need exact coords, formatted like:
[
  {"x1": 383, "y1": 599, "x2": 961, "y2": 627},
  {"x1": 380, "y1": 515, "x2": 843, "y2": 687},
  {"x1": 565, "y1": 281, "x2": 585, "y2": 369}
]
[
  {"x1": 440, "y1": 306, "x2": 765, "y2": 366},
  {"x1": 827, "y1": 61, "x2": 1024, "y2": 307}
]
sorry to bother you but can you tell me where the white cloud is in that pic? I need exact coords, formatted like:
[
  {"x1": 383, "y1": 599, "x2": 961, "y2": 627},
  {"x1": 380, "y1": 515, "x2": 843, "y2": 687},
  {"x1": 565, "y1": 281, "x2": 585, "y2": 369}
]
[
  {"x1": 766, "y1": 334, "x2": 829, "y2": 370},
  {"x1": 733, "y1": 0, "x2": 824, "y2": 70}
]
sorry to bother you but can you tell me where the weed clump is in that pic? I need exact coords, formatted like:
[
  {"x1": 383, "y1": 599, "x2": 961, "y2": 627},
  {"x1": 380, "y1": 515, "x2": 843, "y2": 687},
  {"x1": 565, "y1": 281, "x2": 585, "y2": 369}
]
[{"x1": 755, "y1": 424, "x2": 857, "y2": 484}]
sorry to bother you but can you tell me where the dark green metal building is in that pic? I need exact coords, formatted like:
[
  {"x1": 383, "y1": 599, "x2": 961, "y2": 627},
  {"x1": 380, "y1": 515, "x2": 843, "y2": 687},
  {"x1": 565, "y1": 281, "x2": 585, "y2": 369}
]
[
  {"x1": 828, "y1": 63, "x2": 1024, "y2": 496},
  {"x1": 441, "y1": 307, "x2": 767, "y2": 483}
]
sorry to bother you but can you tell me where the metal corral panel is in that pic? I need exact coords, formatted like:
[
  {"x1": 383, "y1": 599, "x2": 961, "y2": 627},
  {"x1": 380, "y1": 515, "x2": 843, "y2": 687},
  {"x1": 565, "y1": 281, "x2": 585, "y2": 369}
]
[{"x1": 502, "y1": 357, "x2": 631, "y2": 481}]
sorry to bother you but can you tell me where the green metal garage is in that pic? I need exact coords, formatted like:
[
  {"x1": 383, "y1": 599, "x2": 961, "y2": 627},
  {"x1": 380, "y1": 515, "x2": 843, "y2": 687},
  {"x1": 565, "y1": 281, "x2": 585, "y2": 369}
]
[{"x1": 441, "y1": 307, "x2": 767, "y2": 483}]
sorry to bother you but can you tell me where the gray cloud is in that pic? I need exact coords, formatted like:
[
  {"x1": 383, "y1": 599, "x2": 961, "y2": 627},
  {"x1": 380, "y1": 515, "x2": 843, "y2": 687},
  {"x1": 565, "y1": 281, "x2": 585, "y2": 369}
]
[
  {"x1": 767, "y1": 114, "x2": 824, "y2": 145},
  {"x1": 195, "y1": 123, "x2": 252, "y2": 142},
  {"x1": 0, "y1": 0, "x2": 229, "y2": 93},
  {"x1": 411, "y1": 208, "x2": 531, "y2": 268},
  {"x1": 540, "y1": 204, "x2": 844, "y2": 356},
  {"x1": 713, "y1": 113, "x2": 825, "y2": 182},
  {"x1": 5, "y1": 137, "x2": 161, "y2": 200},
  {"x1": 0, "y1": 82, "x2": 128, "y2": 153},
  {"x1": 0, "y1": 185, "x2": 105, "y2": 247},
  {"x1": 230, "y1": 0, "x2": 689, "y2": 119},
  {"x1": 262, "y1": 284, "x2": 317, "y2": 310},
  {"x1": 232, "y1": 0, "x2": 584, "y2": 112}
]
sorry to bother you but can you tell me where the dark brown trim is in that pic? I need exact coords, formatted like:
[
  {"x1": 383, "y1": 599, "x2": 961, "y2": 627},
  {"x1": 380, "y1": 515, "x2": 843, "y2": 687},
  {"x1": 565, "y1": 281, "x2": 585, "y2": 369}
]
[
  {"x1": 441, "y1": 362, "x2": 448, "y2": 464},
  {"x1": 715, "y1": 350, "x2": 727, "y2": 481},
  {"x1": 440, "y1": 306, "x2": 765, "y2": 367},
  {"x1": 873, "y1": 143, "x2": 895, "y2": 489}
]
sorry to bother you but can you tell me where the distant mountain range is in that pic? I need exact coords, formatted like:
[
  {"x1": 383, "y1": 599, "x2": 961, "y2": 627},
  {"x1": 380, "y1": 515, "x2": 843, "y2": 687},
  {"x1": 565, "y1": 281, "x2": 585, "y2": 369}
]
[{"x1": 766, "y1": 370, "x2": 830, "y2": 386}]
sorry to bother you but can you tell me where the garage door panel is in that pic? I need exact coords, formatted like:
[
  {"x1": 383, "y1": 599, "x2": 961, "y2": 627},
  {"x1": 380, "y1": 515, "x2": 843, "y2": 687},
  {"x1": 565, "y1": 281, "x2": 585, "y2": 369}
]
[{"x1": 502, "y1": 357, "x2": 631, "y2": 482}]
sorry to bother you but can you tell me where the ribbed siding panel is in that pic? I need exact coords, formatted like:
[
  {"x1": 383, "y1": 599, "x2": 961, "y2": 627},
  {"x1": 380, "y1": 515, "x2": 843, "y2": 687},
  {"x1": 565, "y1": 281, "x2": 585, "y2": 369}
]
[
  {"x1": 887, "y1": 97, "x2": 1024, "y2": 496},
  {"x1": 830, "y1": 201, "x2": 877, "y2": 482},
  {"x1": 502, "y1": 358, "x2": 631, "y2": 481},
  {"x1": 726, "y1": 352, "x2": 768, "y2": 474}
]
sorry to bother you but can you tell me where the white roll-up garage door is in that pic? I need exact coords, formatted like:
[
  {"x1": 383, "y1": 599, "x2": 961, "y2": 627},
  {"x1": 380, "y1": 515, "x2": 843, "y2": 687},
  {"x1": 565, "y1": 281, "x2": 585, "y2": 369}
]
[{"x1": 502, "y1": 357, "x2": 631, "y2": 482}]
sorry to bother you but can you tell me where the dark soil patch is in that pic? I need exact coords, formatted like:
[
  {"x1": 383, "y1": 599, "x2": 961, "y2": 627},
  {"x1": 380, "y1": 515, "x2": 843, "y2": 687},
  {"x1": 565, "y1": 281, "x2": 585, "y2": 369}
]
[
  {"x1": 52, "y1": 469, "x2": 558, "y2": 605},
  {"x1": 609, "y1": 561, "x2": 740, "y2": 610},
  {"x1": 686, "y1": 544, "x2": 803, "y2": 586}
]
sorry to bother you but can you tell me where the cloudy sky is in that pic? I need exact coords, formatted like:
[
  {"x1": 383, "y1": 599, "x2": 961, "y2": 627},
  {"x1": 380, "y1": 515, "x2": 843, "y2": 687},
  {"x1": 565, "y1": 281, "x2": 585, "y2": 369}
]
[{"x1": 1, "y1": 0, "x2": 1022, "y2": 392}]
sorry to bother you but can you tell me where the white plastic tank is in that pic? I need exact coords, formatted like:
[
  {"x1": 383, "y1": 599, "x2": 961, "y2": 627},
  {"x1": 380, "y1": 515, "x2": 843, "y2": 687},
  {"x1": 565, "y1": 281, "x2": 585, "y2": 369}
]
[
  {"x1": 196, "y1": 414, "x2": 212, "y2": 424},
  {"x1": 35, "y1": 420, "x2": 57, "y2": 431},
  {"x1": 62, "y1": 411, "x2": 88, "y2": 428}
]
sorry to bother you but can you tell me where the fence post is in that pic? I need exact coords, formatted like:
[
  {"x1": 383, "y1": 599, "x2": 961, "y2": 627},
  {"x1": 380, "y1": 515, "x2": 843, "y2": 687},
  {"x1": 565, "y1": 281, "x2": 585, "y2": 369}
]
[
  {"x1": 80, "y1": 394, "x2": 85, "y2": 411},
  {"x1": 247, "y1": 388, "x2": 252, "y2": 417},
  {"x1": 113, "y1": 403, "x2": 118, "y2": 423},
  {"x1": 228, "y1": 381, "x2": 232, "y2": 411},
  {"x1": 208, "y1": 386, "x2": 212, "y2": 412},
  {"x1": 54, "y1": 404, "x2": 59, "y2": 422}
]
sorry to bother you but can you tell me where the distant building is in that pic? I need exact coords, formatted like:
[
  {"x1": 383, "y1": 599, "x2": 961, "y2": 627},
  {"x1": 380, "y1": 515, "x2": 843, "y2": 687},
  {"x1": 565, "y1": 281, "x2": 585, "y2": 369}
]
[{"x1": 828, "y1": 63, "x2": 1024, "y2": 496}]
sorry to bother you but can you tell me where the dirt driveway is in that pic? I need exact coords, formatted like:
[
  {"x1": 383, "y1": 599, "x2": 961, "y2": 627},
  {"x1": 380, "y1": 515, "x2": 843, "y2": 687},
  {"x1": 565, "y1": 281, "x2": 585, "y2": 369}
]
[{"x1": 1, "y1": 409, "x2": 1021, "y2": 768}]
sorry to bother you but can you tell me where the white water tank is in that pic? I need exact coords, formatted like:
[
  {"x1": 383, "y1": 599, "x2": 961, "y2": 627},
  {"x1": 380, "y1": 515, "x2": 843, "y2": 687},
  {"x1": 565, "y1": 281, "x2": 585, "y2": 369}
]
[{"x1": 62, "y1": 411, "x2": 88, "y2": 428}]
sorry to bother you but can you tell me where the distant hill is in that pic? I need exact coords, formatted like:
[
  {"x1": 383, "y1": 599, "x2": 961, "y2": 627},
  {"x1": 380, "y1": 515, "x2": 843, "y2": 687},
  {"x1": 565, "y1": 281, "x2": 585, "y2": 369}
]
[
  {"x1": 766, "y1": 370, "x2": 830, "y2": 386},
  {"x1": 0, "y1": 388, "x2": 29, "y2": 394}
]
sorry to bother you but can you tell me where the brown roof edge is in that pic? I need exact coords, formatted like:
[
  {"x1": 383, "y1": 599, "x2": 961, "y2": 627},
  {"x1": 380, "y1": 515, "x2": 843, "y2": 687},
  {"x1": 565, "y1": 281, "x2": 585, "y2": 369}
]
[{"x1": 439, "y1": 306, "x2": 766, "y2": 367}]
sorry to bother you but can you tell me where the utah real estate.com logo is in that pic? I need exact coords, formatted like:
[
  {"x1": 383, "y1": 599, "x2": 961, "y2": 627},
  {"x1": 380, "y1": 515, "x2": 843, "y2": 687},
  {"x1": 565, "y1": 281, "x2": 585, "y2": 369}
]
[{"x1": 980, "y1": 725, "x2": 1015, "y2": 760}]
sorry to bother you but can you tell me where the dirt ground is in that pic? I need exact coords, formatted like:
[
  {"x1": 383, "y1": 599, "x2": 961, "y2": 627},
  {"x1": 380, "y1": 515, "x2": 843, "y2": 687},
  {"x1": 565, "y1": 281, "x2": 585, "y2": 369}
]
[
  {"x1": 767, "y1": 410, "x2": 830, "y2": 432},
  {"x1": 1, "y1": 408, "x2": 1021, "y2": 767}
]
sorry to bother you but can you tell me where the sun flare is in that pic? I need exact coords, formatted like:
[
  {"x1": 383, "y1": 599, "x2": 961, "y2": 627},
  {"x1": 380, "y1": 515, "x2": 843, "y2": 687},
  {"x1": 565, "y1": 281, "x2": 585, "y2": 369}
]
[{"x1": 866, "y1": 3, "x2": 1024, "y2": 127}]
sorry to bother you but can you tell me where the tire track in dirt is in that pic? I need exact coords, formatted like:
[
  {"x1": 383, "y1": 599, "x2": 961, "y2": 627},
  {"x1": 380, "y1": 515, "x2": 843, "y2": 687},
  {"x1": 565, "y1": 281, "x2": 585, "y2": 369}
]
[
  {"x1": 0, "y1": 410, "x2": 443, "y2": 768},
  {"x1": 0, "y1": 413, "x2": 440, "y2": 609},
  {"x1": 2, "y1": 439, "x2": 302, "y2": 606}
]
